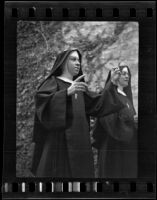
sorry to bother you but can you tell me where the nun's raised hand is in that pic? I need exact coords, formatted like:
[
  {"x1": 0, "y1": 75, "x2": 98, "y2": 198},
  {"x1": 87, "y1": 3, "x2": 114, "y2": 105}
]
[
  {"x1": 67, "y1": 75, "x2": 88, "y2": 96},
  {"x1": 111, "y1": 67, "x2": 121, "y2": 85}
]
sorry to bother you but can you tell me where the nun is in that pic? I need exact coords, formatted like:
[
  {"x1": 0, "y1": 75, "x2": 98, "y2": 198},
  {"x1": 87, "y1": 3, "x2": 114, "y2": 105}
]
[
  {"x1": 31, "y1": 49, "x2": 124, "y2": 178},
  {"x1": 93, "y1": 63, "x2": 138, "y2": 178}
]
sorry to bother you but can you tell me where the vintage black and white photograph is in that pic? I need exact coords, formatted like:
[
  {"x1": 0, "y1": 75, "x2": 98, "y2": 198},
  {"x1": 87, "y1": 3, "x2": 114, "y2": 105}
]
[{"x1": 16, "y1": 21, "x2": 139, "y2": 178}]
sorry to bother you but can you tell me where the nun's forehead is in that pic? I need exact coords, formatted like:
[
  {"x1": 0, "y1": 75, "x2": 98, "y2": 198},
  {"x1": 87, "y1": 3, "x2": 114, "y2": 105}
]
[
  {"x1": 122, "y1": 67, "x2": 129, "y2": 73},
  {"x1": 69, "y1": 51, "x2": 80, "y2": 58}
]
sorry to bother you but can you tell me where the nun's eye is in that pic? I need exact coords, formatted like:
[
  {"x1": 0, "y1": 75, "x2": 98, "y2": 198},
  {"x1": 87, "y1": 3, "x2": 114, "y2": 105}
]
[
  {"x1": 71, "y1": 58, "x2": 76, "y2": 61},
  {"x1": 121, "y1": 72, "x2": 129, "y2": 76},
  {"x1": 69, "y1": 56, "x2": 80, "y2": 62}
]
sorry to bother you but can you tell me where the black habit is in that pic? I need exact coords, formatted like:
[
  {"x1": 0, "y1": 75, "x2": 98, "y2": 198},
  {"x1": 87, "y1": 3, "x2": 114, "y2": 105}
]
[
  {"x1": 93, "y1": 67, "x2": 138, "y2": 178},
  {"x1": 31, "y1": 49, "x2": 124, "y2": 178}
]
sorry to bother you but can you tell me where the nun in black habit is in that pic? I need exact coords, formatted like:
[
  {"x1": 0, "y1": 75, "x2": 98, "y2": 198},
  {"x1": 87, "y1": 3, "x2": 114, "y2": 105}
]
[
  {"x1": 31, "y1": 49, "x2": 124, "y2": 178},
  {"x1": 93, "y1": 64, "x2": 138, "y2": 178}
]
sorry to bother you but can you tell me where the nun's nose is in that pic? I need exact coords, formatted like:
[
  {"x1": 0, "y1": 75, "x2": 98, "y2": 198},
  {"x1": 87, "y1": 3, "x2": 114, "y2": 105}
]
[
  {"x1": 76, "y1": 61, "x2": 80, "y2": 67},
  {"x1": 126, "y1": 74, "x2": 129, "y2": 78}
]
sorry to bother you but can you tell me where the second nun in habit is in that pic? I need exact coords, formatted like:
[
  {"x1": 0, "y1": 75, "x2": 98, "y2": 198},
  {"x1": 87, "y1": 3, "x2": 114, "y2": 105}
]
[
  {"x1": 31, "y1": 49, "x2": 124, "y2": 178},
  {"x1": 93, "y1": 64, "x2": 138, "y2": 178}
]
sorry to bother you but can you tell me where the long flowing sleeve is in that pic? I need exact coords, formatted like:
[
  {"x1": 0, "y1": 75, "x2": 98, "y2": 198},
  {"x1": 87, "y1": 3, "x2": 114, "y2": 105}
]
[
  {"x1": 93, "y1": 97, "x2": 136, "y2": 148},
  {"x1": 84, "y1": 81, "x2": 124, "y2": 117},
  {"x1": 35, "y1": 76, "x2": 68, "y2": 130}
]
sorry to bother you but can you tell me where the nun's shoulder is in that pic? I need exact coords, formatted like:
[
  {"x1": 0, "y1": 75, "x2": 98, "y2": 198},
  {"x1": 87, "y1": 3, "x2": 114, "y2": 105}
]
[{"x1": 37, "y1": 76, "x2": 58, "y2": 92}]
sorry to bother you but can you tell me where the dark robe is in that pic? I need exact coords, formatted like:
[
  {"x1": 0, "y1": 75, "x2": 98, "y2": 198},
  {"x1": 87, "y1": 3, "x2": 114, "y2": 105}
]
[
  {"x1": 93, "y1": 67, "x2": 138, "y2": 178},
  {"x1": 31, "y1": 49, "x2": 124, "y2": 178}
]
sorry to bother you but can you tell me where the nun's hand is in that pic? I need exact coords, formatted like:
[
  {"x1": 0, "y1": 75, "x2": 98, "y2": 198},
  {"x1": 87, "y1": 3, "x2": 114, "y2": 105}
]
[
  {"x1": 111, "y1": 67, "x2": 121, "y2": 85},
  {"x1": 67, "y1": 75, "x2": 88, "y2": 96}
]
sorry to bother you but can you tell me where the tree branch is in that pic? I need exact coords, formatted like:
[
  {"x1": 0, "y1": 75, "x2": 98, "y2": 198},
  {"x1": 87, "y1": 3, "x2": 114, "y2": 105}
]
[{"x1": 35, "y1": 22, "x2": 49, "y2": 52}]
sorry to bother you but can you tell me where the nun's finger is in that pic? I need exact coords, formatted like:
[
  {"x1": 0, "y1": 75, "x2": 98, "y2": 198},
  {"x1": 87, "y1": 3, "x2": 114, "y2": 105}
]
[
  {"x1": 75, "y1": 74, "x2": 86, "y2": 82},
  {"x1": 114, "y1": 68, "x2": 121, "y2": 74}
]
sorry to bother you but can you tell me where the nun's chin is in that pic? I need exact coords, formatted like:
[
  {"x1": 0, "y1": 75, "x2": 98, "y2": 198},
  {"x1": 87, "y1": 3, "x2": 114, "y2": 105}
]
[
  {"x1": 124, "y1": 83, "x2": 128, "y2": 88},
  {"x1": 74, "y1": 71, "x2": 79, "y2": 76}
]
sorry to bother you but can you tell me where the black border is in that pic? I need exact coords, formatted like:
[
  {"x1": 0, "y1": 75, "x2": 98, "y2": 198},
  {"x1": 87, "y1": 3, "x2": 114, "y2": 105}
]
[{"x1": 3, "y1": 1, "x2": 156, "y2": 199}]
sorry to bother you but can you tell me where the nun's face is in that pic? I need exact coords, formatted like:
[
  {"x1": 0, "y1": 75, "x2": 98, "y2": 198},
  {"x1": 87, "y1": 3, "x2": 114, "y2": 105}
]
[
  {"x1": 65, "y1": 51, "x2": 81, "y2": 77},
  {"x1": 118, "y1": 67, "x2": 129, "y2": 88}
]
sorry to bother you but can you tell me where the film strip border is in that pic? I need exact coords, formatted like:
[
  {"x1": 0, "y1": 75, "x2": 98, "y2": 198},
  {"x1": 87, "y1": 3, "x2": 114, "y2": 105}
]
[
  {"x1": 2, "y1": 181, "x2": 155, "y2": 193},
  {"x1": 5, "y1": 2, "x2": 155, "y2": 20},
  {"x1": 8, "y1": 7, "x2": 154, "y2": 18},
  {"x1": 3, "y1": 1, "x2": 156, "y2": 199}
]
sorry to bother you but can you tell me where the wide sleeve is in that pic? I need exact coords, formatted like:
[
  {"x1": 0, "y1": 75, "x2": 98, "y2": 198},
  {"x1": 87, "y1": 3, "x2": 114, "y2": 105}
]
[
  {"x1": 97, "y1": 107, "x2": 136, "y2": 142},
  {"x1": 35, "y1": 76, "x2": 68, "y2": 130},
  {"x1": 84, "y1": 81, "x2": 124, "y2": 117}
]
